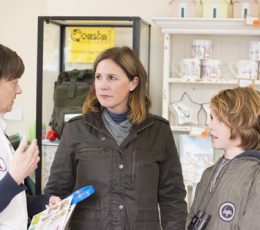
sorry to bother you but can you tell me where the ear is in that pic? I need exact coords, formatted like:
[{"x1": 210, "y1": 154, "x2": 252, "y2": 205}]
[{"x1": 129, "y1": 76, "x2": 139, "y2": 91}]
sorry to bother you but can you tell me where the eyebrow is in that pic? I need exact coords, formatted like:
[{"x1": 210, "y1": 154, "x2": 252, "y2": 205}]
[{"x1": 95, "y1": 73, "x2": 119, "y2": 77}]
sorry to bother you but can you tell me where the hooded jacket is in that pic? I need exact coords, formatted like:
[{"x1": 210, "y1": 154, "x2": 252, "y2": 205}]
[
  {"x1": 186, "y1": 150, "x2": 260, "y2": 230},
  {"x1": 45, "y1": 112, "x2": 187, "y2": 230}
]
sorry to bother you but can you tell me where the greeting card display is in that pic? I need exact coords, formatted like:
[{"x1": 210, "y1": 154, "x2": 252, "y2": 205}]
[{"x1": 179, "y1": 135, "x2": 214, "y2": 205}]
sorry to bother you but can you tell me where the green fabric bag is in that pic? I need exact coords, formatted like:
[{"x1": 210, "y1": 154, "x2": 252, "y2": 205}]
[{"x1": 49, "y1": 69, "x2": 93, "y2": 137}]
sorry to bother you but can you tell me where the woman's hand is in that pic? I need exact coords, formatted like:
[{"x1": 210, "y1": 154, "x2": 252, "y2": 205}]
[{"x1": 9, "y1": 137, "x2": 40, "y2": 185}]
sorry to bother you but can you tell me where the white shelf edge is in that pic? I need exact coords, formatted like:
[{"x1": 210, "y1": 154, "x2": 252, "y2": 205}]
[
  {"x1": 170, "y1": 125, "x2": 210, "y2": 136},
  {"x1": 42, "y1": 139, "x2": 59, "y2": 146},
  {"x1": 152, "y1": 17, "x2": 260, "y2": 35},
  {"x1": 170, "y1": 125, "x2": 191, "y2": 133},
  {"x1": 168, "y1": 77, "x2": 260, "y2": 85}
]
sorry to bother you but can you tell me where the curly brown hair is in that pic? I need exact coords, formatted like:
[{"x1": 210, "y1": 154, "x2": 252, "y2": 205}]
[{"x1": 210, "y1": 87, "x2": 260, "y2": 151}]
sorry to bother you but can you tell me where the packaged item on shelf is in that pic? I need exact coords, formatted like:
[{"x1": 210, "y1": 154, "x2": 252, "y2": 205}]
[
  {"x1": 169, "y1": 0, "x2": 198, "y2": 17},
  {"x1": 201, "y1": 59, "x2": 222, "y2": 79},
  {"x1": 191, "y1": 39, "x2": 213, "y2": 59},
  {"x1": 201, "y1": 0, "x2": 229, "y2": 18},
  {"x1": 229, "y1": 59, "x2": 258, "y2": 79},
  {"x1": 172, "y1": 58, "x2": 201, "y2": 79},
  {"x1": 249, "y1": 40, "x2": 260, "y2": 61},
  {"x1": 232, "y1": 0, "x2": 259, "y2": 18},
  {"x1": 41, "y1": 139, "x2": 59, "y2": 192}
]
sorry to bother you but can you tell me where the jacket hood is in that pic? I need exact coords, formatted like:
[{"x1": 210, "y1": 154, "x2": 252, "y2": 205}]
[{"x1": 237, "y1": 150, "x2": 260, "y2": 160}]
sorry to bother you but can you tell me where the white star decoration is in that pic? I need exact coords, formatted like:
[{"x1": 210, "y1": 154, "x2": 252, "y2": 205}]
[
  {"x1": 202, "y1": 103, "x2": 211, "y2": 125},
  {"x1": 171, "y1": 92, "x2": 202, "y2": 125}
]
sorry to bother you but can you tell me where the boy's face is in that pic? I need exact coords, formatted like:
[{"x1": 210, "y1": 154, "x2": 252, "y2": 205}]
[
  {"x1": 0, "y1": 78, "x2": 22, "y2": 113},
  {"x1": 208, "y1": 110, "x2": 241, "y2": 156}
]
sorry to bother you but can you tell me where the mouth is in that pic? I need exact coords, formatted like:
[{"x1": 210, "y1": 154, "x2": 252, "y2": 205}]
[
  {"x1": 210, "y1": 134, "x2": 218, "y2": 139},
  {"x1": 99, "y1": 94, "x2": 111, "y2": 99}
]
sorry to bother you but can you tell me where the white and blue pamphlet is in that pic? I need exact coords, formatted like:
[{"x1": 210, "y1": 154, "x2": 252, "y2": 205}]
[{"x1": 28, "y1": 185, "x2": 95, "y2": 230}]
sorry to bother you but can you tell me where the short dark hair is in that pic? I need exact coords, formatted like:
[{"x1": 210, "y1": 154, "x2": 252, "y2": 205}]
[{"x1": 0, "y1": 44, "x2": 24, "y2": 81}]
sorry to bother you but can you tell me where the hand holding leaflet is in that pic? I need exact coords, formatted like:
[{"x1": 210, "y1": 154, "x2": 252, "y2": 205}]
[{"x1": 28, "y1": 185, "x2": 95, "y2": 230}]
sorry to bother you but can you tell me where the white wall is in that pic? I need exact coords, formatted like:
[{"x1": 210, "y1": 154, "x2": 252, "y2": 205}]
[
  {"x1": 0, "y1": 0, "x2": 173, "y2": 136},
  {"x1": 0, "y1": 0, "x2": 47, "y2": 136}
]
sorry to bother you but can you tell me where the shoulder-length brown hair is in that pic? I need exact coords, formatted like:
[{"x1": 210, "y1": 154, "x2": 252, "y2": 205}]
[
  {"x1": 82, "y1": 46, "x2": 151, "y2": 124},
  {"x1": 210, "y1": 87, "x2": 260, "y2": 151}
]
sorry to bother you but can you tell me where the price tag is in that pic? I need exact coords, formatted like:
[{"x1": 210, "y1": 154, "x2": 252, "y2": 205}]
[
  {"x1": 245, "y1": 15, "x2": 259, "y2": 27},
  {"x1": 190, "y1": 127, "x2": 209, "y2": 138},
  {"x1": 238, "y1": 78, "x2": 255, "y2": 88}
]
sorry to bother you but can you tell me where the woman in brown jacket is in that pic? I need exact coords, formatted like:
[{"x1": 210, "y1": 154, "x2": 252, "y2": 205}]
[{"x1": 45, "y1": 46, "x2": 187, "y2": 230}]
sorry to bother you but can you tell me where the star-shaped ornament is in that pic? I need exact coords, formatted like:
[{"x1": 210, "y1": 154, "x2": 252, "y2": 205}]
[
  {"x1": 202, "y1": 103, "x2": 211, "y2": 126},
  {"x1": 171, "y1": 92, "x2": 202, "y2": 125}
]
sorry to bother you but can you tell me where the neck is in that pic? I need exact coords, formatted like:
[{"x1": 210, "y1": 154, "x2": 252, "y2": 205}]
[
  {"x1": 224, "y1": 147, "x2": 244, "y2": 159},
  {"x1": 105, "y1": 108, "x2": 129, "y2": 123}
]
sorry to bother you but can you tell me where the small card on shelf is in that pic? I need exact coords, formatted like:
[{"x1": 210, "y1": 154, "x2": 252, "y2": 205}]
[
  {"x1": 189, "y1": 126, "x2": 209, "y2": 138},
  {"x1": 238, "y1": 78, "x2": 256, "y2": 88}
]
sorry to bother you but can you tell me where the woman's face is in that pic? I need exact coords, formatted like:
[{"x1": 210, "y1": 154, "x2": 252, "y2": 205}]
[
  {"x1": 94, "y1": 59, "x2": 138, "y2": 114},
  {"x1": 0, "y1": 78, "x2": 22, "y2": 113}
]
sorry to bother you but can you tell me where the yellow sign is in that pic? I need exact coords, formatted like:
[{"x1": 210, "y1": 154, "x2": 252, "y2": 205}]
[{"x1": 67, "y1": 27, "x2": 115, "y2": 63}]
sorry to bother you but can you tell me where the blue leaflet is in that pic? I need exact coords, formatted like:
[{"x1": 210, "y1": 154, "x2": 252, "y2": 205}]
[{"x1": 69, "y1": 185, "x2": 95, "y2": 205}]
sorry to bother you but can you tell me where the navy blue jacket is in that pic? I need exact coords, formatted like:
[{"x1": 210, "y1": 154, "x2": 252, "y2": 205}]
[{"x1": 0, "y1": 172, "x2": 50, "y2": 218}]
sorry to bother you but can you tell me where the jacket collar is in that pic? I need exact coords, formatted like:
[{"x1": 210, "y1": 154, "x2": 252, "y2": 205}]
[
  {"x1": 82, "y1": 111, "x2": 154, "y2": 148},
  {"x1": 82, "y1": 111, "x2": 154, "y2": 133},
  {"x1": 236, "y1": 150, "x2": 260, "y2": 160},
  {"x1": 82, "y1": 111, "x2": 106, "y2": 132}
]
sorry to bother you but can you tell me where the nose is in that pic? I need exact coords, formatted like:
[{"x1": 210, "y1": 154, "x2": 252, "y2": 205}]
[
  {"x1": 208, "y1": 122, "x2": 216, "y2": 132},
  {"x1": 96, "y1": 78, "x2": 108, "y2": 90},
  {"x1": 16, "y1": 84, "x2": 22, "y2": 94}
]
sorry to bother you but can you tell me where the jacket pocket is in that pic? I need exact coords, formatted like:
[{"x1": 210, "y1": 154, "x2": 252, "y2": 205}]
[
  {"x1": 134, "y1": 209, "x2": 161, "y2": 230},
  {"x1": 69, "y1": 206, "x2": 102, "y2": 230},
  {"x1": 134, "y1": 222, "x2": 161, "y2": 230},
  {"x1": 76, "y1": 145, "x2": 110, "y2": 185},
  {"x1": 79, "y1": 146, "x2": 102, "y2": 154},
  {"x1": 78, "y1": 145, "x2": 109, "y2": 160},
  {"x1": 69, "y1": 219, "x2": 101, "y2": 230}
]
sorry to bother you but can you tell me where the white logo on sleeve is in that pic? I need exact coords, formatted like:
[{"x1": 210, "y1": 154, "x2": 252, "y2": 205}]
[
  {"x1": 0, "y1": 157, "x2": 7, "y2": 171},
  {"x1": 219, "y1": 202, "x2": 235, "y2": 222}
]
